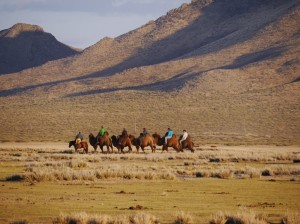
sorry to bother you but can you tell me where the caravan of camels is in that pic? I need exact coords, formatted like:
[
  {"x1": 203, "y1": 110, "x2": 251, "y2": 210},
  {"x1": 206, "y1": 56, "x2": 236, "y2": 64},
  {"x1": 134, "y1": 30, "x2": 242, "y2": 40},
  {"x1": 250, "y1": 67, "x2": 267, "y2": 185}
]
[{"x1": 69, "y1": 127, "x2": 195, "y2": 154}]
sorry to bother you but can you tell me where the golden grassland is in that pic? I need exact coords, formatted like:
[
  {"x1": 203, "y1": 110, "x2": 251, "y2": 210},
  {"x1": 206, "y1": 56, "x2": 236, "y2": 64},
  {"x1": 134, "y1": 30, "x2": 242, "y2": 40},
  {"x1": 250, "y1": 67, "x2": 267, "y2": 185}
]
[{"x1": 0, "y1": 144, "x2": 299, "y2": 224}]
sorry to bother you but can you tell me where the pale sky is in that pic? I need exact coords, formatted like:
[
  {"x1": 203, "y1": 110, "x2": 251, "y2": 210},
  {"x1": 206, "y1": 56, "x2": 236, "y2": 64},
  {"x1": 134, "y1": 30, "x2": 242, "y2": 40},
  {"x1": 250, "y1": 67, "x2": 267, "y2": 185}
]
[{"x1": 0, "y1": 0, "x2": 191, "y2": 49}]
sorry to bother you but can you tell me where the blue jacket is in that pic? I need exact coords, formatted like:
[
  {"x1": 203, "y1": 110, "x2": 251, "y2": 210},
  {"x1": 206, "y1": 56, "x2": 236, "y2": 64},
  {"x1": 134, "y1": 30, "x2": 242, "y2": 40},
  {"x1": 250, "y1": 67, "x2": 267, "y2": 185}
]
[{"x1": 167, "y1": 130, "x2": 173, "y2": 137}]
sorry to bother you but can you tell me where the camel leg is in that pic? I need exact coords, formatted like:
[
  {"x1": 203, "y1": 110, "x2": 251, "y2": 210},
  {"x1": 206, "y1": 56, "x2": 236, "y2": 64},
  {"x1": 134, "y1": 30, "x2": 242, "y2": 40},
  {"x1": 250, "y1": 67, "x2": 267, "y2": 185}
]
[
  {"x1": 128, "y1": 145, "x2": 132, "y2": 153},
  {"x1": 189, "y1": 144, "x2": 194, "y2": 153},
  {"x1": 162, "y1": 145, "x2": 168, "y2": 152},
  {"x1": 175, "y1": 146, "x2": 182, "y2": 153},
  {"x1": 151, "y1": 144, "x2": 155, "y2": 153}
]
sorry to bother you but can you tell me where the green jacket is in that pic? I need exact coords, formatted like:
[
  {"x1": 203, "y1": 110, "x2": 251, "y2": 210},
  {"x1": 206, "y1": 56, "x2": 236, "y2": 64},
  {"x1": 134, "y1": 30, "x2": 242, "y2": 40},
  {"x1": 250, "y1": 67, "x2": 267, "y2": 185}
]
[{"x1": 99, "y1": 128, "x2": 106, "y2": 136}]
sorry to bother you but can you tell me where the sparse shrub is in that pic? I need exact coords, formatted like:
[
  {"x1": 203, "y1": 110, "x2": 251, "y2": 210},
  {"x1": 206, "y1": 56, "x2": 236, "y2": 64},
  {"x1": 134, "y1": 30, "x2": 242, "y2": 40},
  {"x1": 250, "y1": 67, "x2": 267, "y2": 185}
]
[
  {"x1": 245, "y1": 167, "x2": 261, "y2": 178},
  {"x1": 68, "y1": 160, "x2": 88, "y2": 168},
  {"x1": 144, "y1": 172, "x2": 155, "y2": 180},
  {"x1": 53, "y1": 212, "x2": 158, "y2": 224},
  {"x1": 210, "y1": 210, "x2": 267, "y2": 224},
  {"x1": 174, "y1": 211, "x2": 193, "y2": 224},
  {"x1": 261, "y1": 169, "x2": 273, "y2": 176},
  {"x1": 211, "y1": 169, "x2": 232, "y2": 179},
  {"x1": 10, "y1": 220, "x2": 28, "y2": 224},
  {"x1": 281, "y1": 211, "x2": 300, "y2": 224},
  {"x1": 209, "y1": 158, "x2": 221, "y2": 163},
  {"x1": 129, "y1": 212, "x2": 159, "y2": 224},
  {"x1": 53, "y1": 212, "x2": 89, "y2": 224},
  {"x1": 209, "y1": 212, "x2": 227, "y2": 224},
  {"x1": 160, "y1": 172, "x2": 176, "y2": 180},
  {"x1": 195, "y1": 171, "x2": 209, "y2": 178},
  {"x1": 6, "y1": 174, "x2": 24, "y2": 181}
]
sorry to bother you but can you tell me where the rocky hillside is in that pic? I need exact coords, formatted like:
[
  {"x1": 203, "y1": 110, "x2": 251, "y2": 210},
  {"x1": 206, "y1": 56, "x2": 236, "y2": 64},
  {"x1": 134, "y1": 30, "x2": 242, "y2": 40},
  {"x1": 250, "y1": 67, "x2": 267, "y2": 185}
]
[
  {"x1": 0, "y1": 0, "x2": 299, "y2": 144},
  {"x1": 0, "y1": 23, "x2": 79, "y2": 74}
]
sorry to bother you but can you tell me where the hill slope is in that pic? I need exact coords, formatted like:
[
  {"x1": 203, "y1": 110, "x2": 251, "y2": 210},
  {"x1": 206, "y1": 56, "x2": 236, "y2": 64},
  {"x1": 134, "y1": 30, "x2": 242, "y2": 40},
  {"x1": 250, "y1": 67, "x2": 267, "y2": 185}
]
[
  {"x1": 0, "y1": 23, "x2": 79, "y2": 74},
  {"x1": 0, "y1": 0, "x2": 299, "y2": 144}
]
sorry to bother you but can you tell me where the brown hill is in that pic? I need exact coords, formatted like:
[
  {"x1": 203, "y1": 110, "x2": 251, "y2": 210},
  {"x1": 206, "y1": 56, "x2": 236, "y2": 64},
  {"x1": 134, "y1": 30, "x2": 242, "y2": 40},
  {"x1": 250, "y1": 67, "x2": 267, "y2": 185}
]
[
  {"x1": 0, "y1": 23, "x2": 79, "y2": 74},
  {"x1": 0, "y1": 0, "x2": 299, "y2": 145}
]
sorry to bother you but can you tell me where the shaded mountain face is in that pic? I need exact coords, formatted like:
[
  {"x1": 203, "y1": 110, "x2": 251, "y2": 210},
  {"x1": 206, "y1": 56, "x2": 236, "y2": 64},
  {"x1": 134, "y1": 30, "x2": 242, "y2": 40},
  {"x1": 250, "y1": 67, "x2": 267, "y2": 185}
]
[{"x1": 0, "y1": 23, "x2": 79, "y2": 74}]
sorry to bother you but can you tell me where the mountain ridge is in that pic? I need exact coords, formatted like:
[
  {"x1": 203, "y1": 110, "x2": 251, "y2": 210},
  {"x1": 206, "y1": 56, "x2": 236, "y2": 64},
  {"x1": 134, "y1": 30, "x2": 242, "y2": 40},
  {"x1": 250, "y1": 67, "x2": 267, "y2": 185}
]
[{"x1": 0, "y1": 23, "x2": 80, "y2": 74}]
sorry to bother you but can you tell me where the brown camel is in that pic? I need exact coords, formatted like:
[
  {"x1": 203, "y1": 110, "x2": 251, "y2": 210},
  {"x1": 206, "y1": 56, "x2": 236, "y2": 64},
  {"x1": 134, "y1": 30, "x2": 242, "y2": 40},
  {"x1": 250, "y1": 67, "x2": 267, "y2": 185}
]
[
  {"x1": 179, "y1": 135, "x2": 195, "y2": 152},
  {"x1": 111, "y1": 134, "x2": 132, "y2": 153},
  {"x1": 69, "y1": 140, "x2": 88, "y2": 154},
  {"x1": 89, "y1": 133, "x2": 113, "y2": 153},
  {"x1": 129, "y1": 134, "x2": 140, "y2": 151},
  {"x1": 130, "y1": 134, "x2": 156, "y2": 153},
  {"x1": 152, "y1": 133, "x2": 182, "y2": 152}
]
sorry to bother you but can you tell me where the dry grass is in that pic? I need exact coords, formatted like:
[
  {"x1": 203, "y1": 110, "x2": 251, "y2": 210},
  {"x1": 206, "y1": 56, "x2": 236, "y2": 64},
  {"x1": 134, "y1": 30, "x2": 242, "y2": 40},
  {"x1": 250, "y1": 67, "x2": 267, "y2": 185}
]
[
  {"x1": 53, "y1": 212, "x2": 159, "y2": 224},
  {"x1": 2, "y1": 146, "x2": 300, "y2": 183},
  {"x1": 174, "y1": 211, "x2": 193, "y2": 224},
  {"x1": 9, "y1": 221, "x2": 28, "y2": 224},
  {"x1": 23, "y1": 166, "x2": 176, "y2": 182},
  {"x1": 281, "y1": 211, "x2": 300, "y2": 224},
  {"x1": 210, "y1": 209, "x2": 267, "y2": 224},
  {"x1": 1, "y1": 145, "x2": 299, "y2": 223}
]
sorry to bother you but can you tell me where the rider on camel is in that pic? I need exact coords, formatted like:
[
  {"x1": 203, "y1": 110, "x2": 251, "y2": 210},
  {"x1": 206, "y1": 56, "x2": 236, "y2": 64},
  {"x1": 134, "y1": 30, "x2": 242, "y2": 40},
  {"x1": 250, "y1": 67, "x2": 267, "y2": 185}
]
[
  {"x1": 180, "y1": 130, "x2": 188, "y2": 146},
  {"x1": 75, "y1": 132, "x2": 83, "y2": 144},
  {"x1": 98, "y1": 126, "x2": 106, "y2": 137},
  {"x1": 142, "y1": 127, "x2": 148, "y2": 136},
  {"x1": 121, "y1": 128, "x2": 128, "y2": 136},
  {"x1": 164, "y1": 128, "x2": 173, "y2": 145}
]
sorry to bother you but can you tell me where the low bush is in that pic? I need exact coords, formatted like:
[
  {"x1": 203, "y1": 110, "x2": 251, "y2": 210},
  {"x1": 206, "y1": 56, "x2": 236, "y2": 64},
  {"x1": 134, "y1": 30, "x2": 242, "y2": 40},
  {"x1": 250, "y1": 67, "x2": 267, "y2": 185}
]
[
  {"x1": 210, "y1": 210, "x2": 267, "y2": 224},
  {"x1": 6, "y1": 174, "x2": 24, "y2": 181},
  {"x1": 53, "y1": 212, "x2": 159, "y2": 224},
  {"x1": 174, "y1": 211, "x2": 193, "y2": 224}
]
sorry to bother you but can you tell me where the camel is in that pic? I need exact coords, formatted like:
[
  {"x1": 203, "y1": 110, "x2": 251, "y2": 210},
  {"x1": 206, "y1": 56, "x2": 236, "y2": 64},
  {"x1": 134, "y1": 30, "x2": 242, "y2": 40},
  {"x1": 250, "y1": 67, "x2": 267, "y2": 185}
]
[
  {"x1": 129, "y1": 133, "x2": 156, "y2": 153},
  {"x1": 111, "y1": 134, "x2": 132, "y2": 153},
  {"x1": 89, "y1": 132, "x2": 113, "y2": 153},
  {"x1": 69, "y1": 140, "x2": 88, "y2": 154},
  {"x1": 152, "y1": 133, "x2": 182, "y2": 152},
  {"x1": 179, "y1": 135, "x2": 195, "y2": 152}
]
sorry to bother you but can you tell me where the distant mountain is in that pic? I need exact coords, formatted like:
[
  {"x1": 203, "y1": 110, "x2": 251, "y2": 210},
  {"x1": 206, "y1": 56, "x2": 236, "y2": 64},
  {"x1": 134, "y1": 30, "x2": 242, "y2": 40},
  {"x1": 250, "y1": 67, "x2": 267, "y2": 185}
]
[{"x1": 0, "y1": 23, "x2": 79, "y2": 74}]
